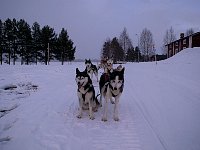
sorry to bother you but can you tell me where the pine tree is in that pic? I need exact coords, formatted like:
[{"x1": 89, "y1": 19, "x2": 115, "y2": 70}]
[
  {"x1": 111, "y1": 37, "x2": 124, "y2": 63},
  {"x1": 0, "y1": 19, "x2": 3, "y2": 65},
  {"x1": 17, "y1": 19, "x2": 32, "y2": 65},
  {"x1": 32, "y1": 22, "x2": 42, "y2": 64},
  {"x1": 12, "y1": 18, "x2": 18, "y2": 65},
  {"x1": 3, "y1": 18, "x2": 13, "y2": 64},
  {"x1": 101, "y1": 38, "x2": 111, "y2": 59},
  {"x1": 126, "y1": 47, "x2": 135, "y2": 62},
  {"x1": 40, "y1": 25, "x2": 56, "y2": 65}
]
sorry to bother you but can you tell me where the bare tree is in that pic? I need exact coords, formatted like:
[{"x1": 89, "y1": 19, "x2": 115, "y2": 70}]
[
  {"x1": 119, "y1": 27, "x2": 133, "y2": 60},
  {"x1": 163, "y1": 26, "x2": 176, "y2": 54},
  {"x1": 140, "y1": 28, "x2": 154, "y2": 61},
  {"x1": 185, "y1": 28, "x2": 194, "y2": 36}
]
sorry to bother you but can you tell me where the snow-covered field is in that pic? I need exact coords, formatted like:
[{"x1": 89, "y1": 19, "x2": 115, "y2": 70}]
[{"x1": 0, "y1": 48, "x2": 200, "y2": 150}]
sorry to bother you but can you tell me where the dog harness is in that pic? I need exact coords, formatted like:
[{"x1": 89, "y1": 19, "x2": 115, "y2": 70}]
[
  {"x1": 78, "y1": 83, "x2": 94, "y2": 101},
  {"x1": 108, "y1": 83, "x2": 124, "y2": 97}
]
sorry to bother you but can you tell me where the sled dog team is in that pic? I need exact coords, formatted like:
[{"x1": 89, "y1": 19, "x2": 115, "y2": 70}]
[{"x1": 75, "y1": 59, "x2": 125, "y2": 121}]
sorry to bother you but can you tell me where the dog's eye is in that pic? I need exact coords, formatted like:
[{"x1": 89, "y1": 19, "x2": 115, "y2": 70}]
[
  {"x1": 80, "y1": 77, "x2": 84, "y2": 80},
  {"x1": 118, "y1": 80, "x2": 122, "y2": 84},
  {"x1": 111, "y1": 80, "x2": 115, "y2": 83}
]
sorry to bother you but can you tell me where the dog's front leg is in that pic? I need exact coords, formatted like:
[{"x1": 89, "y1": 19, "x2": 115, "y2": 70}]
[
  {"x1": 95, "y1": 72, "x2": 98, "y2": 82},
  {"x1": 99, "y1": 92, "x2": 103, "y2": 107},
  {"x1": 91, "y1": 72, "x2": 93, "y2": 79},
  {"x1": 113, "y1": 97, "x2": 120, "y2": 121},
  {"x1": 102, "y1": 96, "x2": 108, "y2": 121},
  {"x1": 89, "y1": 101, "x2": 95, "y2": 120},
  {"x1": 77, "y1": 97, "x2": 83, "y2": 119}
]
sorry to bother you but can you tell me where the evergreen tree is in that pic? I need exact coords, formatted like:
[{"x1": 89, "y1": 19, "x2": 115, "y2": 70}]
[
  {"x1": 0, "y1": 19, "x2": 3, "y2": 65},
  {"x1": 32, "y1": 22, "x2": 42, "y2": 64},
  {"x1": 110, "y1": 37, "x2": 124, "y2": 63},
  {"x1": 17, "y1": 19, "x2": 32, "y2": 65},
  {"x1": 3, "y1": 18, "x2": 14, "y2": 64},
  {"x1": 0, "y1": 18, "x2": 76, "y2": 65},
  {"x1": 12, "y1": 18, "x2": 18, "y2": 65},
  {"x1": 126, "y1": 47, "x2": 135, "y2": 62},
  {"x1": 101, "y1": 38, "x2": 111, "y2": 59},
  {"x1": 57, "y1": 28, "x2": 69, "y2": 64},
  {"x1": 57, "y1": 28, "x2": 75, "y2": 64},
  {"x1": 135, "y1": 46, "x2": 141, "y2": 62},
  {"x1": 40, "y1": 25, "x2": 56, "y2": 65},
  {"x1": 67, "y1": 39, "x2": 76, "y2": 62}
]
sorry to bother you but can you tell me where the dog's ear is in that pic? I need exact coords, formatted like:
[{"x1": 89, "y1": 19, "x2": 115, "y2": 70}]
[
  {"x1": 76, "y1": 68, "x2": 80, "y2": 74},
  {"x1": 121, "y1": 67, "x2": 125, "y2": 74}
]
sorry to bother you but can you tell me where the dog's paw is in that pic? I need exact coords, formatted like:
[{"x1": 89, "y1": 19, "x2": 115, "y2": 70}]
[
  {"x1": 111, "y1": 99, "x2": 115, "y2": 104},
  {"x1": 101, "y1": 117, "x2": 107, "y2": 122},
  {"x1": 89, "y1": 116, "x2": 95, "y2": 120},
  {"x1": 76, "y1": 114, "x2": 82, "y2": 119},
  {"x1": 93, "y1": 108, "x2": 98, "y2": 112},
  {"x1": 114, "y1": 117, "x2": 119, "y2": 121}
]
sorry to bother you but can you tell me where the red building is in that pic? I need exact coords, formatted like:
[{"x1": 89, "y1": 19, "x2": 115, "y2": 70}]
[{"x1": 165, "y1": 32, "x2": 200, "y2": 58}]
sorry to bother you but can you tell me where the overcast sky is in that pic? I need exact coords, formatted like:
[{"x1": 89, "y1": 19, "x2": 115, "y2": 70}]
[{"x1": 1, "y1": 0, "x2": 200, "y2": 59}]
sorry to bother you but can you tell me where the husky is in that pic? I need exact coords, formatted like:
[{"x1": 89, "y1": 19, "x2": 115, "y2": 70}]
[
  {"x1": 99, "y1": 67, "x2": 125, "y2": 121},
  {"x1": 98, "y1": 58, "x2": 114, "y2": 74},
  {"x1": 75, "y1": 68, "x2": 99, "y2": 120},
  {"x1": 105, "y1": 58, "x2": 114, "y2": 73},
  {"x1": 85, "y1": 59, "x2": 98, "y2": 82}
]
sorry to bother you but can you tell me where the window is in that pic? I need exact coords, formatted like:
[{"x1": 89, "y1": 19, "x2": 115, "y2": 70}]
[{"x1": 183, "y1": 39, "x2": 187, "y2": 44}]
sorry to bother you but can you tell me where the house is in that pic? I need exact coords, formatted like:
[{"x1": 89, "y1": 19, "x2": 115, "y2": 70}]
[{"x1": 165, "y1": 32, "x2": 200, "y2": 58}]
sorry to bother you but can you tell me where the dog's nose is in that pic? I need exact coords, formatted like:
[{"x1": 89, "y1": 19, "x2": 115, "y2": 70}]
[
  {"x1": 78, "y1": 82, "x2": 80, "y2": 85},
  {"x1": 114, "y1": 87, "x2": 117, "y2": 90}
]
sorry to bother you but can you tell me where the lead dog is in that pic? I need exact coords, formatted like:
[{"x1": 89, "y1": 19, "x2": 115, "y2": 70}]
[
  {"x1": 99, "y1": 67, "x2": 125, "y2": 121},
  {"x1": 75, "y1": 68, "x2": 99, "y2": 120},
  {"x1": 85, "y1": 59, "x2": 98, "y2": 82}
]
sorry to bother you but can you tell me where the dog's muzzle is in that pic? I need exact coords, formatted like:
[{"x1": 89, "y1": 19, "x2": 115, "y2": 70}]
[{"x1": 77, "y1": 82, "x2": 83, "y2": 89}]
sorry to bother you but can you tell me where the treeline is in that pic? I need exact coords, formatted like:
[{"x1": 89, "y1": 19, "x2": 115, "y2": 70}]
[
  {"x1": 100, "y1": 27, "x2": 151, "y2": 63},
  {"x1": 101, "y1": 26, "x2": 195, "y2": 62},
  {"x1": 0, "y1": 18, "x2": 76, "y2": 65}
]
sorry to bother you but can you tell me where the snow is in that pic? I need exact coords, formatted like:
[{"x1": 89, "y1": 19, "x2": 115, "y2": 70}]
[{"x1": 0, "y1": 47, "x2": 200, "y2": 150}]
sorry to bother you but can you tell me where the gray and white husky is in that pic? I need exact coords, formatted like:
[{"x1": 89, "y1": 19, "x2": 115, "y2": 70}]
[
  {"x1": 99, "y1": 67, "x2": 125, "y2": 121},
  {"x1": 75, "y1": 68, "x2": 99, "y2": 120},
  {"x1": 85, "y1": 59, "x2": 98, "y2": 82}
]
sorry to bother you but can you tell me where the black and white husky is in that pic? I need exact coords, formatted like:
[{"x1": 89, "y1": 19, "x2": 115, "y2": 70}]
[
  {"x1": 85, "y1": 59, "x2": 98, "y2": 82},
  {"x1": 75, "y1": 68, "x2": 99, "y2": 120},
  {"x1": 99, "y1": 67, "x2": 125, "y2": 121}
]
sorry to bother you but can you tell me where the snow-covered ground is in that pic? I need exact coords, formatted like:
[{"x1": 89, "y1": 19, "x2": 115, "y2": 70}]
[{"x1": 0, "y1": 48, "x2": 200, "y2": 150}]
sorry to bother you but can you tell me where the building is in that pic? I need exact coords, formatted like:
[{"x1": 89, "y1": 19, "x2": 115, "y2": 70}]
[{"x1": 165, "y1": 32, "x2": 200, "y2": 58}]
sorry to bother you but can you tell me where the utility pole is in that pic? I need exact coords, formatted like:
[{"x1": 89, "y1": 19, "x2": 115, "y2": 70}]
[
  {"x1": 47, "y1": 43, "x2": 49, "y2": 65},
  {"x1": 153, "y1": 44, "x2": 157, "y2": 65}
]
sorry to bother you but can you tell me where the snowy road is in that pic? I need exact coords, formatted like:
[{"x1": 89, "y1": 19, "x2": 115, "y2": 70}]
[{"x1": 1, "y1": 48, "x2": 200, "y2": 150}]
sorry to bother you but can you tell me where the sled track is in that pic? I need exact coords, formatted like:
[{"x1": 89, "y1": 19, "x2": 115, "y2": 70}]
[
  {"x1": 126, "y1": 82, "x2": 168, "y2": 150},
  {"x1": 65, "y1": 94, "x2": 142, "y2": 150}
]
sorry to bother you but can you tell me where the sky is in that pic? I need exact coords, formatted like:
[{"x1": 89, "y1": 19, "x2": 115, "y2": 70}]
[{"x1": 1, "y1": 0, "x2": 200, "y2": 59}]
